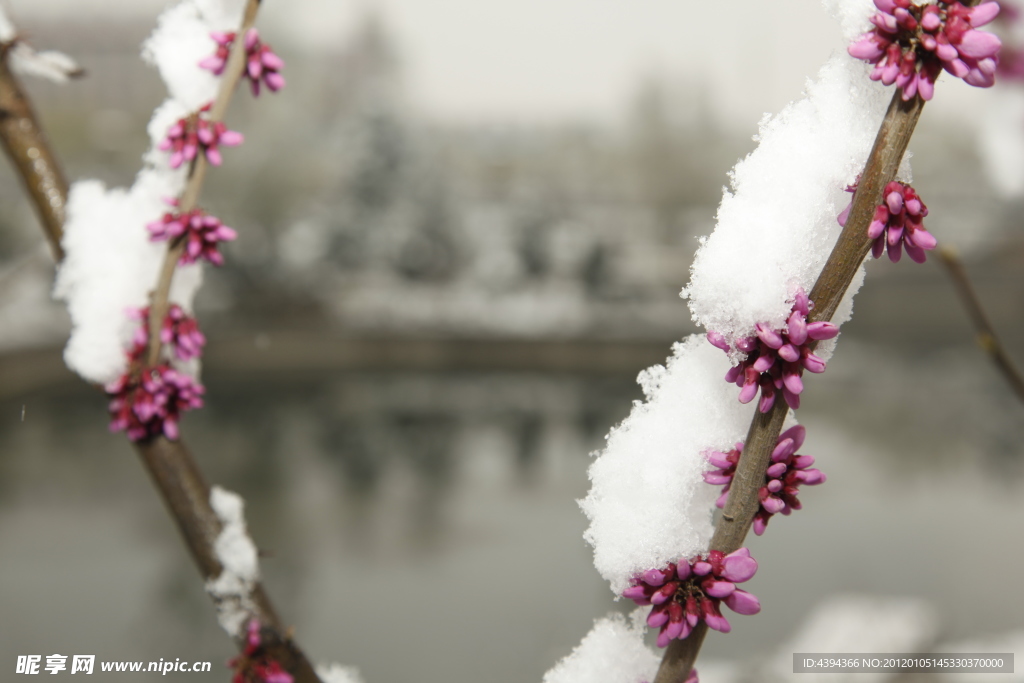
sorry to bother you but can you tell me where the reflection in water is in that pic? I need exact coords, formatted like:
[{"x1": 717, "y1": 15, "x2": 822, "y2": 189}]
[{"x1": 1, "y1": 341, "x2": 1023, "y2": 683}]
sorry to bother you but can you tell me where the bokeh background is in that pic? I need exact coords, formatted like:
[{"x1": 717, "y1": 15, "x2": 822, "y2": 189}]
[{"x1": 0, "y1": 1, "x2": 1022, "y2": 681}]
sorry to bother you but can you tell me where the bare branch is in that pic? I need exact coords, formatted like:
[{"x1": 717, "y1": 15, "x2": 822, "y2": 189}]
[
  {"x1": 0, "y1": 44, "x2": 68, "y2": 261},
  {"x1": 939, "y1": 245, "x2": 1024, "y2": 404}
]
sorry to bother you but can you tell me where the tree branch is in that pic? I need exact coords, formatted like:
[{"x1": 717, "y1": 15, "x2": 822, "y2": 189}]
[
  {"x1": 939, "y1": 245, "x2": 1024, "y2": 404},
  {"x1": 0, "y1": 43, "x2": 68, "y2": 261},
  {"x1": 654, "y1": 86, "x2": 927, "y2": 683},
  {"x1": 0, "y1": 6, "x2": 322, "y2": 682},
  {"x1": 146, "y1": 0, "x2": 261, "y2": 367}
]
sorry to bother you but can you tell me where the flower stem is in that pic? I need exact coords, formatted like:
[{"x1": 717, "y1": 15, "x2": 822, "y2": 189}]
[
  {"x1": 654, "y1": 82, "x2": 929, "y2": 683},
  {"x1": 145, "y1": 0, "x2": 261, "y2": 367}
]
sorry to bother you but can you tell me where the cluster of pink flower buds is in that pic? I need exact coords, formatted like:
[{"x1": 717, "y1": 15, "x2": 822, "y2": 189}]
[
  {"x1": 128, "y1": 305, "x2": 206, "y2": 362},
  {"x1": 838, "y1": 180, "x2": 936, "y2": 263},
  {"x1": 158, "y1": 105, "x2": 244, "y2": 169},
  {"x1": 106, "y1": 364, "x2": 205, "y2": 442},
  {"x1": 229, "y1": 619, "x2": 294, "y2": 683},
  {"x1": 708, "y1": 290, "x2": 837, "y2": 413},
  {"x1": 200, "y1": 28, "x2": 286, "y2": 96},
  {"x1": 703, "y1": 426, "x2": 826, "y2": 536},
  {"x1": 147, "y1": 202, "x2": 238, "y2": 266},
  {"x1": 848, "y1": 0, "x2": 1002, "y2": 101},
  {"x1": 623, "y1": 549, "x2": 761, "y2": 648}
]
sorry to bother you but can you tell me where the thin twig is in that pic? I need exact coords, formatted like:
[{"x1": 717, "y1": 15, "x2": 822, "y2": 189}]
[
  {"x1": 654, "y1": 86, "x2": 927, "y2": 683},
  {"x1": 0, "y1": 7, "x2": 323, "y2": 682},
  {"x1": 0, "y1": 42, "x2": 68, "y2": 261},
  {"x1": 146, "y1": 0, "x2": 261, "y2": 367},
  {"x1": 136, "y1": 438, "x2": 322, "y2": 682},
  {"x1": 939, "y1": 245, "x2": 1024, "y2": 404}
]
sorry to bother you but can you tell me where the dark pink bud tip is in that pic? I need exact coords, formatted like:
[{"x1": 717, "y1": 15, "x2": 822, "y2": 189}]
[
  {"x1": 779, "y1": 425, "x2": 806, "y2": 450},
  {"x1": 806, "y1": 321, "x2": 839, "y2": 340},
  {"x1": 969, "y1": 2, "x2": 1001, "y2": 27},
  {"x1": 802, "y1": 353, "x2": 826, "y2": 373},
  {"x1": 647, "y1": 608, "x2": 670, "y2": 628},
  {"x1": 958, "y1": 30, "x2": 1002, "y2": 60},
  {"x1": 836, "y1": 201, "x2": 852, "y2": 227},
  {"x1": 736, "y1": 337, "x2": 757, "y2": 353},
  {"x1": 778, "y1": 343, "x2": 800, "y2": 363},
  {"x1": 755, "y1": 323, "x2": 784, "y2": 349},
  {"x1": 762, "y1": 495, "x2": 785, "y2": 514},
  {"x1": 623, "y1": 586, "x2": 647, "y2": 601},
  {"x1": 704, "y1": 611, "x2": 731, "y2": 633},
  {"x1": 641, "y1": 569, "x2": 666, "y2": 587},
  {"x1": 723, "y1": 589, "x2": 761, "y2": 615},
  {"x1": 706, "y1": 331, "x2": 730, "y2": 351},
  {"x1": 771, "y1": 438, "x2": 795, "y2": 462},
  {"x1": 720, "y1": 551, "x2": 758, "y2": 583},
  {"x1": 702, "y1": 580, "x2": 736, "y2": 599},
  {"x1": 707, "y1": 452, "x2": 733, "y2": 469}
]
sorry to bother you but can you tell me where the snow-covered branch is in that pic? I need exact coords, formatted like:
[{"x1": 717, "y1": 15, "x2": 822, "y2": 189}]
[{"x1": 0, "y1": 6, "x2": 74, "y2": 260}]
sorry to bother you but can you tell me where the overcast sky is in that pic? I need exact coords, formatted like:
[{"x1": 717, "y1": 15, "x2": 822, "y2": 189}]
[{"x1": 10, "y1": 0, "x2": 994, "y2": 128}]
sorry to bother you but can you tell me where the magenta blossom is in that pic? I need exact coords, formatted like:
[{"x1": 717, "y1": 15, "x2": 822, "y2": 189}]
[
  {"x1": 229, "y1": 619, "x2": 294, "y2": 683},
  {"x1": 200, "y1": 29, "x2": 285, "y2": 96},
  {"x1": 623, "y1": 549, "x2": 761, "y2": 648},
  {"x1": 703, "y1": 425, "x2": 826, "y2": 536},
  {"x1": 158, "y1": 105, "x2": 244, "y2": 169},
  {"x1": 848, "y1": 0, "x2": 1002, "y2": 101},
  {"x1": 128, "y1": 304, "x2": 206, "y2": 362},
  {"x1": 106, "y1": 365, "x2": 205, "y2": 442},
  {"x1": 708, "y1": 289, "x2": 837, "y2": 412},
  {"x1": 838, "y1": 179, "x2": 935, "y2": 262},
  {"x1": 869, "y1": 182, "x2": 935, "y2": 262},
  {"x1": 147, "y1": 204, "x2": 238, "y2": 266}
]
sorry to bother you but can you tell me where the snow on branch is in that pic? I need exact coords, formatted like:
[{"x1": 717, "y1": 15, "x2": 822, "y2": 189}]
[
  {"x1": 0, "y1": 6, "x2": 83, "y2": 83},
  {"x1": 316, "y1": 663, "x2": 366, "y2": 683},
  {"x1": 682, "y1": 50, "x2": 899, "y2": 349},
  {"x1": 53, "y1": 0, "x2": 244, "y2": 384},
  {"x1": 543, "y1": 612, "x2": 660, "y2": 683},
  {"x1": 207, "y1": 485, "x2": 260, "y2": 638},
  {"x1": 569, "y1": 0, "x2": 908, "y2": 669},
  {"x1": 580, "y1": 336, "x2": 754, "y2": 594}
]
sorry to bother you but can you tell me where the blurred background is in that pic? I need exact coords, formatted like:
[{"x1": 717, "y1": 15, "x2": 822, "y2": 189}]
[{"x1": 0, "y1": 0, "x2": 1022, "y2": 681}]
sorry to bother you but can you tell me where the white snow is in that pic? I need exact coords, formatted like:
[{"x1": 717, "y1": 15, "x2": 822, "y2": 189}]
[
  {"x1": 0, "y1": 5, "x2": 82, "y2": 82},
  {"x1": 580, "y1": 336, "x2": 755, "y2": 593},
  {"x1": 142, "y1": 2, "x2": 223, "y2": 112},
  {"x1": 543, "y1": 612, "x2": 660, "y2": 683},
  {"x1": 54, "y1": 0, "x2": 242, "y2": 383},
  {"x1": 683, "y1": 39, "x2": 899, "y2": 343},
  {"x1": 316, "y1": 663, "x2": 366, "y2": 683},
  {"x1": 8, "y1": 43, "x2": 82, "y2": 83},
  {"x1": 206, "y1": 485, "x2": 260, "y2": 637},
  {"x1": 54, "y1": 172, "x2": 202, "y2": 383},
  {"x1": 580, "y1": 0, "x2": 895, "y2": 594}
]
